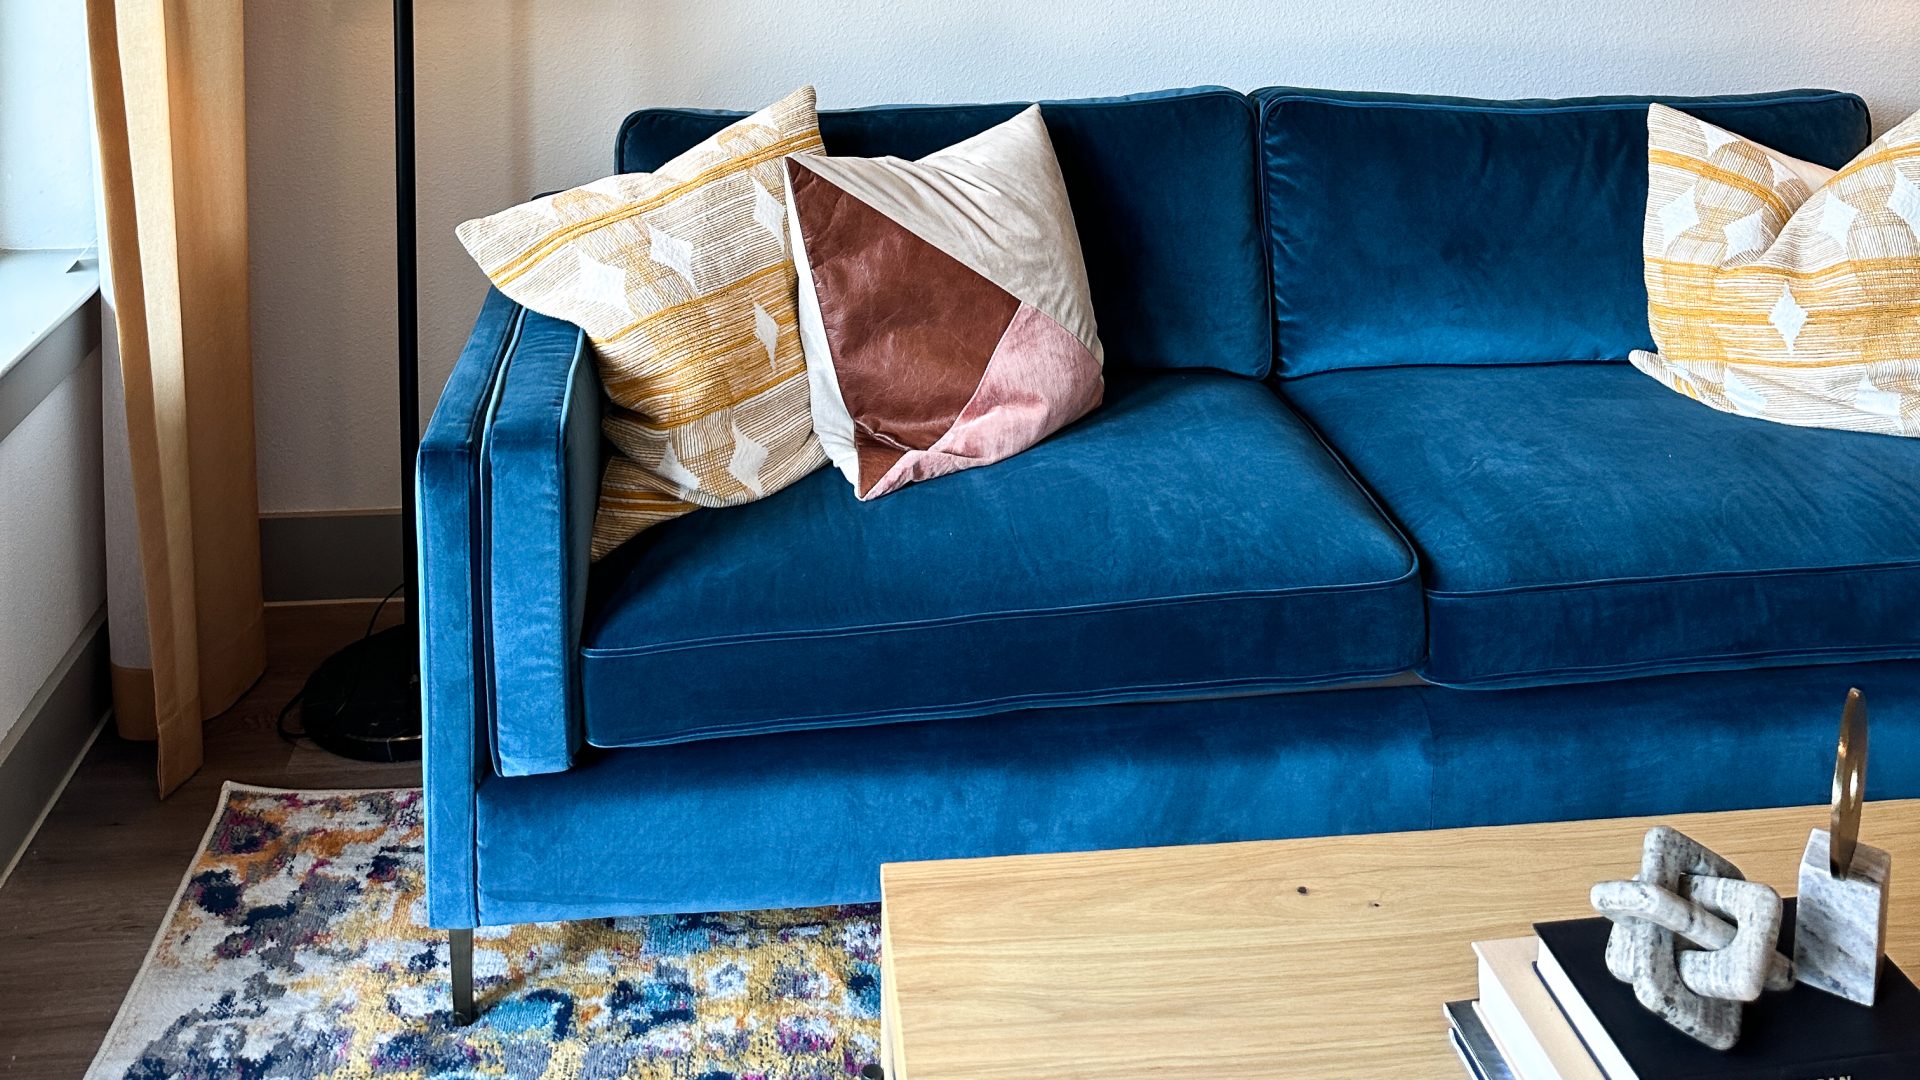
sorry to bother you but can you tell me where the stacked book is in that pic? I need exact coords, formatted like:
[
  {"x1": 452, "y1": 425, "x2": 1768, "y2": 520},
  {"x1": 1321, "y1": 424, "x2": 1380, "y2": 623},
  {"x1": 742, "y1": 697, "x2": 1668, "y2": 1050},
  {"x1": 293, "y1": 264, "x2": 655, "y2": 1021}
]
[{"x1": 1446, "y1": 901, "x2": 1920, "y2": 1079}]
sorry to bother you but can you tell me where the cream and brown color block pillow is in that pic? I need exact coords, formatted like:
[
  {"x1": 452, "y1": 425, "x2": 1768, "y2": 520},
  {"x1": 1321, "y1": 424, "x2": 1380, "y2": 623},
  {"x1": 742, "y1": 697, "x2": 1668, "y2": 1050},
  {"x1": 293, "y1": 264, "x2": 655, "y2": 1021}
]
[
  {"x1": 458, "y1": 87, "x2": 827, "y2": 558},
  {"x1": 785, "y1": 106, "x2": 1104, "y2": 499},
  {"x1": 1635, "y1": 103, "x2": 1920, "y2": 435}
]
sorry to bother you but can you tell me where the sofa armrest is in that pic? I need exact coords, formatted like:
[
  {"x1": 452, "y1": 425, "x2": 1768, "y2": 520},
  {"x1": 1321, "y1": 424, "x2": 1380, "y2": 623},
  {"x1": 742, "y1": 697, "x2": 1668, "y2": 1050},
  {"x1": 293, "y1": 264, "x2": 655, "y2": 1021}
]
[
  {"x1": 418, "y1": 287, "x2": 523, "y2": 928},
  {"x1": 484, "y1": 306, "x2": 600, "y2": 777}
]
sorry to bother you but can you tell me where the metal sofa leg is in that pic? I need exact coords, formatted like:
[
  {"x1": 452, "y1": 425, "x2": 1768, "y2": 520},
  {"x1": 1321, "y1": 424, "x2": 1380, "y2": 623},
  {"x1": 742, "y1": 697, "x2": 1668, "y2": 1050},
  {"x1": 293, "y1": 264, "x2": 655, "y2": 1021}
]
[{"x1": 450, "y1": 928, "x2": 476, "y2": 1026}]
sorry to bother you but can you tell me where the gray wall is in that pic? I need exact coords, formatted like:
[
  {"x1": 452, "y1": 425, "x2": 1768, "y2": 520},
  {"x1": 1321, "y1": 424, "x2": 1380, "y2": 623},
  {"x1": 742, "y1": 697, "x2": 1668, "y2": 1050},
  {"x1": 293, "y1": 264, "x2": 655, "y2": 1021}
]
[
  {"x1": 0, "y1": 330, "x2": 105, "y2": 752},
  {"x1": 0, "y1": 297, "x2": 108, "y2": 881}
]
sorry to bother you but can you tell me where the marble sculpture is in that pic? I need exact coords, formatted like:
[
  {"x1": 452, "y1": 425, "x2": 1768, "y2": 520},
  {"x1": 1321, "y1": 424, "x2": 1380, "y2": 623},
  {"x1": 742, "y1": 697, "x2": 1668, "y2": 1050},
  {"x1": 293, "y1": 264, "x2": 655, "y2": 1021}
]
[
  {"x1": 1590, "y1": 688, "x2": 1893, "y2": 1049},
  {"x1": 1591, "y1": 826, "x2": 1787, "y2": 1049}
]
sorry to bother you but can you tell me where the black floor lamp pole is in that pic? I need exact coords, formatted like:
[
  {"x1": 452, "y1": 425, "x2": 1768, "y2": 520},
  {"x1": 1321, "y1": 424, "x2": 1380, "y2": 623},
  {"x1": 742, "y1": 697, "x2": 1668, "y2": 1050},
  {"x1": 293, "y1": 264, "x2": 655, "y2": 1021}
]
[
  {"x1": 291, "y1": 0, "x2": 423, "y2": 762},
  {"x1": 395, "y1": 0, "x2": 420, "y2": 649}
]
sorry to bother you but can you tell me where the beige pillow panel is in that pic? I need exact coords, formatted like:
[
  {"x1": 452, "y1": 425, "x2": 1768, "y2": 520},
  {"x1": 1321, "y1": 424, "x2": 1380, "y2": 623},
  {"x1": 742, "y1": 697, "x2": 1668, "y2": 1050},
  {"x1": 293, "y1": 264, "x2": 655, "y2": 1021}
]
[
  {"x1": 458, "y1": 87, "x2": 827, "y2": 558},
  {"x1": 1636, "y1": 102, "x2": 1920, "y2": 436}
]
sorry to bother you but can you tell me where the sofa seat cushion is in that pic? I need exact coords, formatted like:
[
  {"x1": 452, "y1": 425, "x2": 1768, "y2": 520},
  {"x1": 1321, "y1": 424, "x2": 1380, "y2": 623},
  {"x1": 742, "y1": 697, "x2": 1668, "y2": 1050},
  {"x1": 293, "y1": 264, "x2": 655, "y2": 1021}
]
[
  {"x1": 580, "y1": 371, "x2": 1423, "y2": 747},
  {"x1": 1284, "y1": 363, "x2": 1920, "y2": 688}
]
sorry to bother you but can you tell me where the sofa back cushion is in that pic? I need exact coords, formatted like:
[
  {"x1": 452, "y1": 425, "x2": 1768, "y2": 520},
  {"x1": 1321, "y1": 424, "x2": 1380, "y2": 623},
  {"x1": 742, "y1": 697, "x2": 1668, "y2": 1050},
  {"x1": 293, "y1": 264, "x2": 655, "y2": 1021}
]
[
  {"x1": 1253, "y1": 88, "x2": 1871, "y2": 378},
  {"x1": 620, "y1": 87, "x2": 1271, "y2": 378}
]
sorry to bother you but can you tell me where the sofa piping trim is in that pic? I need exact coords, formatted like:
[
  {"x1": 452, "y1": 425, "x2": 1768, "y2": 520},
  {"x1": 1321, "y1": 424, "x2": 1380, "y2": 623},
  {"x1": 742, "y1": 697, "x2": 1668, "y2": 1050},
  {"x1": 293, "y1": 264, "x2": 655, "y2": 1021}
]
[
  {"x1": 616, "y1": 85, "x2": 1255, "y2": 170},
  {"x1": 1421, "y1": 641, "x2": 1920, "y2": 690},
  {"x1": 477, "y1": 310, "x2": 526, "y2": 779},
  {"x1": 485, "y1": 321, "x2": 593, "y2": 777},
  {"x1": 423, "y1": 295, "x2": 524, "y2": 927},
  {"x1": 1424, "y1": 555, "x2": 1920, "y2": 599},
  {"x1": 582, "y1": 565, "x2": 1421, "y2": 659},
  {"x1": 583, "y1": 663, "x2": 1423, "y2": 749},
  {"x1": 1252, "y1": 88, "x2": 1866, "y2": 118},
  {"x1": 1257, "y1": 379, "x2": 1428, "y2": 636}
]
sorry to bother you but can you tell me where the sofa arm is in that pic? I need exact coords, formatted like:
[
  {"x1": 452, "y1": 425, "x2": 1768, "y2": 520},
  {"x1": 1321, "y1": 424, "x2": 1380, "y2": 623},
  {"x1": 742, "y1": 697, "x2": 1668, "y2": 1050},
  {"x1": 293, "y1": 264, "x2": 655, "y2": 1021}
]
[
  {"x1": 418, "y1": 287, "x2": 523, "y2": 927},
  {"x1": 483, "y1": 305, "x2": 600, "y2": 777}
]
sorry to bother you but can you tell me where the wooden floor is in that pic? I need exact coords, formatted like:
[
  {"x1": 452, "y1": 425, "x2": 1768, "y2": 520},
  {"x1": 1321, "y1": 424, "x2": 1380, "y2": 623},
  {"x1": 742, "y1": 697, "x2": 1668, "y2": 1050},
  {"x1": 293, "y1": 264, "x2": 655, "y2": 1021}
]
[{"x1": 0, "y1": 603, "x2": 420, "y2": 1078}]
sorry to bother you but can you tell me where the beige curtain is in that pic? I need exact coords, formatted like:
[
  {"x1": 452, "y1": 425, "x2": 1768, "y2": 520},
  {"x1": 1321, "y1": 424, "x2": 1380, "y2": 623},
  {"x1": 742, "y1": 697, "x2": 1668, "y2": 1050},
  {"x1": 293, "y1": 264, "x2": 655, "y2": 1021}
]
[{"x1": 87, "y1": 0, "x2": 264, "y2": 796}]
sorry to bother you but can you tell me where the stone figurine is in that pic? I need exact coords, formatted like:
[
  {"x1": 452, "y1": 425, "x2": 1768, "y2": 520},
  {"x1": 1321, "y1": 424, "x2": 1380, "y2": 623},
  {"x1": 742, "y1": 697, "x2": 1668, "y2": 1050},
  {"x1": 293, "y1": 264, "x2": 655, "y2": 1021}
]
[
  {"x1": 1591, "y1": 826, "x2": 1789, "y2": 1049},
  {"x1": 1793, "y1": 688, "x2": 1893, "y2": 1006},
  {"x1": 1590, "y1": 689, "x2": 1896, "y2": 1049}
]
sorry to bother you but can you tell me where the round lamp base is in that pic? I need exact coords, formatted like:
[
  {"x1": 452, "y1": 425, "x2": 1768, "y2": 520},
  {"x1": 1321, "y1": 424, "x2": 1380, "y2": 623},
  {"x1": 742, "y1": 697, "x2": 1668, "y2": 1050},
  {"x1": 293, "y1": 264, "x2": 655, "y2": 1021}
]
[{"x1": 296, "y1": 624, "x2": 421, "y2": 763}]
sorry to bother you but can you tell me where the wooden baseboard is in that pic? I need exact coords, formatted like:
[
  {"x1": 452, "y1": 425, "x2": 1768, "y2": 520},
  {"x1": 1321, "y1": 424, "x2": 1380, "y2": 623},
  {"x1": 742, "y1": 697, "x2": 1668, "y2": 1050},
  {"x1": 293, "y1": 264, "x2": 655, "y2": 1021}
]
[{"x1": 258, "y1": 510, "x2": 402, "y2": 603}]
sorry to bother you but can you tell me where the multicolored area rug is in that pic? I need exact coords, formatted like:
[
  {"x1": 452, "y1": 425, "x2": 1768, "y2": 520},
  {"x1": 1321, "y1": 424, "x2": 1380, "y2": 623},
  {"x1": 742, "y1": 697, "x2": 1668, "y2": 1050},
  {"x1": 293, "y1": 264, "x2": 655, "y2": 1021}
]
[{"x1": 88, "y1": 784, "x2": 882, "y2": 1079}]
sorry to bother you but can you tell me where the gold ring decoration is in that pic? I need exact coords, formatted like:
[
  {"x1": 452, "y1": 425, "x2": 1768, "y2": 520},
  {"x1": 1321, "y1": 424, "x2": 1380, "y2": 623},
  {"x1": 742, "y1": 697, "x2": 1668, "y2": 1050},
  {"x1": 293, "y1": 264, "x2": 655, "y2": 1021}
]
[{"x1": 1830, "y1": 688, "x2": 1868, "y2": 879}]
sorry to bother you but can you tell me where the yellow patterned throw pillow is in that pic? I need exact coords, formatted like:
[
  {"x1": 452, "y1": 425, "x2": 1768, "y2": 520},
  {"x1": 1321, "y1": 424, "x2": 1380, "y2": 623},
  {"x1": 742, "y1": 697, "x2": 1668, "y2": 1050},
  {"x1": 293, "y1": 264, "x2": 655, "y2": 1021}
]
[
  {"x1": 457, "y1": 87, "x2": 826, "y2": 558},
  {"x1": 1635, "y1": 103, "x2": 1920, "y2": 435}
]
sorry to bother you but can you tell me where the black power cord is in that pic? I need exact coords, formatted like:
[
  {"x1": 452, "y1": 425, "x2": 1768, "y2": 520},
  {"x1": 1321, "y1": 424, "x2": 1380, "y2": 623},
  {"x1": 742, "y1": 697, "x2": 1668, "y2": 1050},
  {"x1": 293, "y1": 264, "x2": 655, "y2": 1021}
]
[{"x1": 276, "y1": 582, "x2": 406, "y2": 747}]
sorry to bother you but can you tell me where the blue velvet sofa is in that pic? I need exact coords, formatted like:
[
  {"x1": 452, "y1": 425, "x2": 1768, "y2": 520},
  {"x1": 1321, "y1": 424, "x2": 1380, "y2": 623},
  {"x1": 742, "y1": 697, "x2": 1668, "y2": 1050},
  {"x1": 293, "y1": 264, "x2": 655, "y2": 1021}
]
[{"x1": 420, "y1": 86, "x2": 1920, "y2": 968}]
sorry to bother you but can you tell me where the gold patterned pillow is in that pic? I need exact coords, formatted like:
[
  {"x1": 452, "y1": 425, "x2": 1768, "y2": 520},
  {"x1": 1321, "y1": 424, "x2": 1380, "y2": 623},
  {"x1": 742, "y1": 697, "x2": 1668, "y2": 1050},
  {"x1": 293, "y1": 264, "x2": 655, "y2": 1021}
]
[
  {"x1": 1635, "y1": 103, "x2": 1920, "y2": 435},
  {"x1": 457, "y1": 86, "x2": 826, "y2": 558}
]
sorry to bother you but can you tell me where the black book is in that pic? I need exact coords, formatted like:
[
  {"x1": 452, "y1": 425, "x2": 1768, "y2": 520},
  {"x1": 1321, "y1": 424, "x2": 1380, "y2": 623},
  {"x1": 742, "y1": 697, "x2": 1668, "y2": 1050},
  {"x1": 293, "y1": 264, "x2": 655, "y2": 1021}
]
[{"x1": 1535, "y1": 900, "x2": 1920, "y2": 1080}]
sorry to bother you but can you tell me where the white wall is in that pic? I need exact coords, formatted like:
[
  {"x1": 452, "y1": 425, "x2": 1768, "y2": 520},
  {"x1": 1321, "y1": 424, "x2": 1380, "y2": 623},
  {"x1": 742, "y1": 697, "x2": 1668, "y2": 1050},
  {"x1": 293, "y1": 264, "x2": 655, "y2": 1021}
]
[
  {"x1": 0, "y1": 354, "x2": 106, "y2": 747},
  {"x1": 0, "y1": 0, "x2": 96, "y2": 251},
  {"x1": 245, "y1": 0, "x2": 1920, "y2": 514}
]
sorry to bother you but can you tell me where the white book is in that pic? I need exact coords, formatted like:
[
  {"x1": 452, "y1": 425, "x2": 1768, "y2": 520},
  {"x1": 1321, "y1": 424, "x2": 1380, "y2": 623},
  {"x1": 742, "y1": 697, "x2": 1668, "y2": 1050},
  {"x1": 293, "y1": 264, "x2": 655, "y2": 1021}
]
[
  {"x1": 1473, "y1": 938, "x2": 1608, "y2": 1080},
  {"x1": 1535, "y1": 937, "x2": 1637, "y2": 1080}
]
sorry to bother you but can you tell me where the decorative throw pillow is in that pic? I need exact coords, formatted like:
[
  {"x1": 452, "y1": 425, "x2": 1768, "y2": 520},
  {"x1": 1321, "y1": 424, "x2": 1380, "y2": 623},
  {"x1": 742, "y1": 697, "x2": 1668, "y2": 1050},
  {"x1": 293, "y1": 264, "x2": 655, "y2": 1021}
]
[
  {"x1": 457, "y1": 86, "x2": 826, "y2": 558},
  {"x1": 1634, "y1": 103, "x2": 1920, "y2": 435},
  {"x1": 784, "y1": 105, "x2": 1104, "y2": 499}
]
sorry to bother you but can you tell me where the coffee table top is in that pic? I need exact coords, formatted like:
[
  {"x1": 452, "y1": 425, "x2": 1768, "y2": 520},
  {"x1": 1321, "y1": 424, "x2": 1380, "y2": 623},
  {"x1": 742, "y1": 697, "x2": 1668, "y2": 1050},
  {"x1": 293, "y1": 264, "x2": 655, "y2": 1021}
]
[{"x1": 878, "y1": 801, "x2": 1920, "y2": 1079}]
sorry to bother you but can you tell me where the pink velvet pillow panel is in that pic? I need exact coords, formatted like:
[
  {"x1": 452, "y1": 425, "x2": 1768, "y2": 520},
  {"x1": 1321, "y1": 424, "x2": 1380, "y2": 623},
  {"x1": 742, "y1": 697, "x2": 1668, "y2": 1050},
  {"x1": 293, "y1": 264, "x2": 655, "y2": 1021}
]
[{"x1": 785, "y1": 105, "x2": 1105, "y2": 499}]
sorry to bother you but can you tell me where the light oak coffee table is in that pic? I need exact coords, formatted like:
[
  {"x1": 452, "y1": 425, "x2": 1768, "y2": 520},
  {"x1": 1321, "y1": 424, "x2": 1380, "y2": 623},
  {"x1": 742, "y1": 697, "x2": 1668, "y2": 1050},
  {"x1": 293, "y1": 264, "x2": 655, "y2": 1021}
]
[{"x1": 878, "y1": 800, "x2": 1920, "y2": 1079}]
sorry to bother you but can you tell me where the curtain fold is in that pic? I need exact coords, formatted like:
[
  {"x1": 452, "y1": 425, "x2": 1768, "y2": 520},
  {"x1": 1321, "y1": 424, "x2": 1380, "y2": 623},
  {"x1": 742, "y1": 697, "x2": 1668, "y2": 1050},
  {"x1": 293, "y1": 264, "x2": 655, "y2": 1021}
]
[{"x1": 86, "y1": 0, "x2": 264, "y2": 796}]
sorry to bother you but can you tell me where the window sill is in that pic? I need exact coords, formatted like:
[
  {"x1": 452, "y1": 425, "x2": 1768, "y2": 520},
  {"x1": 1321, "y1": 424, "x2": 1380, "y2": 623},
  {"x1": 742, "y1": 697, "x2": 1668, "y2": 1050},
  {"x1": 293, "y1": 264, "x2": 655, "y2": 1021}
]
[
  {"x1": 0, "y1": 249, "x2": 98, "y2": 372},
  {"x1": 0, "y1": 250, "x2": 101, "y2": 444}
]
